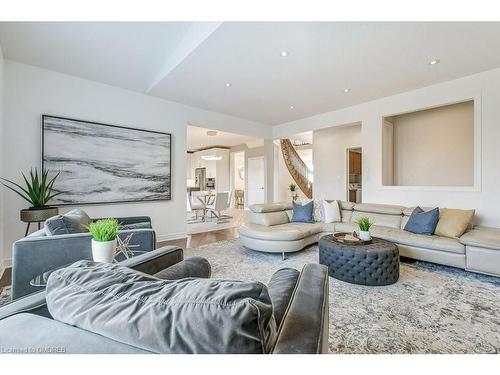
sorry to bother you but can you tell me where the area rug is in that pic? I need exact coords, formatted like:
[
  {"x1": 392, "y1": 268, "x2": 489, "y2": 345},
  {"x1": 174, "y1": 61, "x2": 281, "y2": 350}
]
[{"x1": 184, "y1": 240, "x2": 500, "y2": 354}]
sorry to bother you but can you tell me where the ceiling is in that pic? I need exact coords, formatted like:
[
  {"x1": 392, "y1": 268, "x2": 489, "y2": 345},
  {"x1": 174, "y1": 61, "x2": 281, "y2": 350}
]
[
  {"x1": 2, "y1": 22, "x2": 500, "y2": 125},
  {"x1": 187, "y1": 125, "x2": 257, "y2": 152}
]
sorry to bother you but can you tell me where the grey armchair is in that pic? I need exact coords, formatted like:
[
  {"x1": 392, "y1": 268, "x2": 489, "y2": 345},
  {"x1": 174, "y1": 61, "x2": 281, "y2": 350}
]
[
  {"x1": 0, "y1": 249, "x2": 329, "y2": 354},
  {"x1": 11, "y1": 215, "x2": 156, "y2": 300}
]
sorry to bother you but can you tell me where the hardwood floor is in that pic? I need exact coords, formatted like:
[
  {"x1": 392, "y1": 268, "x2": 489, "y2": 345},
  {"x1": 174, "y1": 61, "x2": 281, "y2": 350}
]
[
  {"x1": 158, "y1": 227, "x2": 239, "y2": 249},
  {"x1": 0, "y1": 268, "x2": 12, "y2": 288},
  {"x1": 0, "y1": 227, "x2": 239, "y2": 288}
]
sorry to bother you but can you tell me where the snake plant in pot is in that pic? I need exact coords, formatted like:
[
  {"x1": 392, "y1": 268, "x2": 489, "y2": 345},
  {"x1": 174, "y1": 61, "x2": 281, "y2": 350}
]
[
  {"x1": 0, "y1": 168, "x2": 61, "y2": 224},
  {"x1": 87, "y1": 219, "x2": 120, "y2": 263}
]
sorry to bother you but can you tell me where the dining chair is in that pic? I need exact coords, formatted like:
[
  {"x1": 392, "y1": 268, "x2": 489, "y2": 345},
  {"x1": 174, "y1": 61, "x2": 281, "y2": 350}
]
[
  {"x1": 220, "y1": 190, "x2": 233, "y2": 219},
  {"x1": 205, "y1": 192, "x2": 230, "y2": 224},
  {"x1": 187, "y1": 192, "x2": 206, "y2": 223},
  {"x1": 234, "y1": 189, "x2": 244, "y2": 208}
]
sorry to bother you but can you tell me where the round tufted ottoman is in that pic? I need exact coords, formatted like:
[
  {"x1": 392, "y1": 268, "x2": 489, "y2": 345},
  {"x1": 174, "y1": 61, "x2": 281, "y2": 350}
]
[{"x1": 319, "y1": 234, "x2": 399, "y2": 286}]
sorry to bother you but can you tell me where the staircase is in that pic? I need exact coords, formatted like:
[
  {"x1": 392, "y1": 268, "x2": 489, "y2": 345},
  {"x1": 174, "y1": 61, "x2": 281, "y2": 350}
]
[{"x1": 280, "y1": 139, "x2": 313, "y2": 199}]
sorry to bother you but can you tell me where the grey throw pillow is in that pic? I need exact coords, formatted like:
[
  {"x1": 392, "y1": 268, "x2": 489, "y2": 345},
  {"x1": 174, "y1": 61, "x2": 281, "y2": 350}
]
[
  {"x1": 46, "y1": 260, "x2": 277, "y2": 354},
  {"x1": 44, "y1": 209, "x2": 91, "y2": 236},
  {"x1": 404, "y1": 206, "x2": 439, "y2": 235}
]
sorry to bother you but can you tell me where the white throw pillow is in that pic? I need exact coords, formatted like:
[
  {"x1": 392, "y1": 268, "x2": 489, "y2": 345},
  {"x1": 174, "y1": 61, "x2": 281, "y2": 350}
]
[{"x1": 323, "y1": 200, "x2": 341, "y2": 223}]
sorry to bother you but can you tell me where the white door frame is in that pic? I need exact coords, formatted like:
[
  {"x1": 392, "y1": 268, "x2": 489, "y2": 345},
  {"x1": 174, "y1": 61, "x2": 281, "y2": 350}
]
[{"x1": 247, "y1": 156, "x2": 265, "y2": 207}]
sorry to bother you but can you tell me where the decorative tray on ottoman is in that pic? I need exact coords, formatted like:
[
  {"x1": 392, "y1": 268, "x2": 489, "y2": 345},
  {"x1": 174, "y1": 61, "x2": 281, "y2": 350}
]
[{"x1": 332, "y1": 232, "x2": 373, "y2": 245}]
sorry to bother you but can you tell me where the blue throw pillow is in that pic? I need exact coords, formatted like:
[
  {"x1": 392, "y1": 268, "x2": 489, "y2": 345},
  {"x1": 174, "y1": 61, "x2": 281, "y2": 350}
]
[
  {"x1": 404, "y1": 206, "x2": 439, "y2": 235},
  {"x1": 291, "y1": 201, "x2": 314, "y2": 223}
]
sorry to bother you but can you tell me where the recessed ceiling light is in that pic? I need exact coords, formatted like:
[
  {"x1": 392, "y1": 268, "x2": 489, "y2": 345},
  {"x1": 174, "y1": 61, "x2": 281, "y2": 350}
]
[
  {"x1": 281, "y1": 51, "x2": 289, "y2": 57},
  {"x1": 289, "y1": 105, "x2": 295, "y2": 110},
  {"x1": 429, "y1": 59, "x2": 440, "y2": 65},
  {"x1": 206, "y1": 130, "x2": 218, "y2": 136},
  {"x1": 225, "y1": 82, "x2": 232, "y2": 87},
  {"x1": 344, "y1": 88, "x2": 351, "y2": 93}
]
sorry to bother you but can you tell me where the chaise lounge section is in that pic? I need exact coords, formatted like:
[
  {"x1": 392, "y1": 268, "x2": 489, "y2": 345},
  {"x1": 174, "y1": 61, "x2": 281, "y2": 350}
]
[{"x1": 238, "y1": 201, "x2": 500, "y2": 277}]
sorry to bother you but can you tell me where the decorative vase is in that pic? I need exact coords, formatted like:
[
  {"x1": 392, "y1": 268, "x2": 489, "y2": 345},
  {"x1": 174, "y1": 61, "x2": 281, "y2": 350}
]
[
  {"x1": 359, "y1": 230, "x2": 371, "y2": 241},
  {"x1": 91, "y1": 238, "x2": 117, "y2": 263}
]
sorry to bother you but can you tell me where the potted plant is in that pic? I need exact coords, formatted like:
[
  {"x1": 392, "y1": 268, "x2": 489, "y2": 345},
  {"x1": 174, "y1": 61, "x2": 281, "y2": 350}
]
[
  {"x1": 356, "y1": 217, "x2": 373, "y2": 241},
  {"x1": 0, "y1": 168, "x2": 61, "y2": 225},
  {"x1": 88, "y1": 218, "x2": 120, "y2": 263},
  {"x1": 288, "y1": 183, "x2": 298, "y2": 202}
]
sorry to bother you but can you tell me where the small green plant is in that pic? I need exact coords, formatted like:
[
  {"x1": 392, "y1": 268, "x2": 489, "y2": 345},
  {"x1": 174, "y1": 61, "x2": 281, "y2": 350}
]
[
  {"x1": 88, "y1": 219, "x2": 120, "y2": 242},
  {"x1": 288, "y1": 183, "x2": 297, "y2": 192},
  {"x1": 0, "y1": 168, "x2": 61, "y2": 208},
  {"x1": 356, "y1": 217, "x2": 373, "y2": 232}
]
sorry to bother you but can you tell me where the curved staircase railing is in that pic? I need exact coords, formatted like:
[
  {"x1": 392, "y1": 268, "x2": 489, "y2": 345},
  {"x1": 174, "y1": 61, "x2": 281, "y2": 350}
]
[{"x1": 280, "y1": 139, "x2": 313, "y2": 199}]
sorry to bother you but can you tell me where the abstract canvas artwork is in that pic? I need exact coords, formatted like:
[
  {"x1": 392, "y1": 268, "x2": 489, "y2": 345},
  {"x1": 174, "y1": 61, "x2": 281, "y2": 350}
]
[{"x1": 42, "y1": 115, "x2": 171, "y2": 205}]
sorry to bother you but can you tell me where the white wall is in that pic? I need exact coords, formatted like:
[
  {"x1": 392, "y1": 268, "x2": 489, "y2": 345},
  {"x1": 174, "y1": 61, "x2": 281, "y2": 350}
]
[
  {"x1": 273, "y1": 67, "x2": 500, "y2": 227},
  {"x1": 391, "y1": 101, "x2": 474, "y2": 186},
  {"x1": 0, "y1": 45, "x2": 4, "y2": 275},
  {"x1": 1, "y1": 61, "x2": 270, "y2": 264},
  {"x1": 312, "y1": 124, "x2": 362, "y2": 201}
]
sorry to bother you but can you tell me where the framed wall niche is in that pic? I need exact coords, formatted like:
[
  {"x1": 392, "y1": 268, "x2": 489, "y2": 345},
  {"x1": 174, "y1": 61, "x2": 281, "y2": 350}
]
[{"x1": 381, "y1": 97, "x2": 481, "y2": 192}]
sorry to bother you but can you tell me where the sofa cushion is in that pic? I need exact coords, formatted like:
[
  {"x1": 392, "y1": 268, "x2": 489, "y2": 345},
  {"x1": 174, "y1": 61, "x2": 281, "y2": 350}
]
[
  {"x1": 340, "y1": 209, "x2": 353, "y2": 223},
  {"x1": 351, "y1": 211, "x2": 402, "y2": 229},
  {"x1": 353, "y1": 203, "x2": 405, "y2": 216},
  {"x1": 267, "y1": 268, "x2": 300, "y2": 327},
  {"x1": 239, "y1": 223, "x2": 327, "y2": 241},
  {"x1": 435, "y1": 208, "x2": 475, "y2": 238},
  {"x1": 249, "y1": 211, "x2": 290, "y2": 226},
  {"x1": 46, "y1": 261, "x2": 277, "y2": 354},
  {"x1": 334, "y1": 222, "x2": 358, "y2": 234},
  {"x1": 339, "y1": 201, "x2": 355, "y2": 210},
  {"x1": 370, "y1": 226, "x2": 465, "y2": 254},
  {"x1": 250, "y1": 202, "x2": 291, "y2": 213},
  {"x1": 291, "y1": 201, "x2": 314, "y2": 223},
  {"x1": 44, "y1": 209, "x2": 91, "y2": 236},
  {"x1": 333, "y1": 224, "x2": 464, "y2": 254},
  {"x1": 119, "y1": 222, "x2": 152, "y2": 230},
  {"x1": 404, "y1": 207, "x2": 439, "y2": 235},
  {"x1": 0, "y1": 313, "x2": 150, "y2": 354},
  {"x1": 403, "y1": 206, "x2": 435, "y2": 216},
  {"x1": 459, "y1": 227, "x2": 500, "y2": 251}
]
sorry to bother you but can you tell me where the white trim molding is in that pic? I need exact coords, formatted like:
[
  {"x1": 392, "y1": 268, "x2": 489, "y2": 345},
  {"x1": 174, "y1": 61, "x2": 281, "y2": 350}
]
[{"x1": 156, "y1": 232, "x2": 188, "y2": 242}]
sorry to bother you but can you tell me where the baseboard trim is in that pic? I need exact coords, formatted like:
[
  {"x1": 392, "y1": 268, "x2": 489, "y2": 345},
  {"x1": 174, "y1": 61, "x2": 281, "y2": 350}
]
[
  {"x1": 156, "y1": 232, "x2": 188, "y2": 242},
  {"x1": 3, "y1": 258, "x2": 12, "y2": 268}
]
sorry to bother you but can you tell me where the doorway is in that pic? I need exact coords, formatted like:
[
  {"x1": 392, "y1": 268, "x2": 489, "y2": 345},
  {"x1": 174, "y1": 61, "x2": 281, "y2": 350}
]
[
  {"x1": 230, "y1": 151, "x2": 245, "y2": 208},
  {"x1": 346, "y1": 147, "x2": 362, "y2": 203},
  {"x1": 247, "y1": 156, "x2": 265, "y2": 206}
]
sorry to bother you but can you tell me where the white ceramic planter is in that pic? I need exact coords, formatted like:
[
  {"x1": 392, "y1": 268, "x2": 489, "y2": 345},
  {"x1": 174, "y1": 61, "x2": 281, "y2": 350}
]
[
  {"x1": 358, "y1": 230, "x2": 371, "y2": 241},
  {"x1": 91, "y1": 238, "x2": 117, "y2": 263}
]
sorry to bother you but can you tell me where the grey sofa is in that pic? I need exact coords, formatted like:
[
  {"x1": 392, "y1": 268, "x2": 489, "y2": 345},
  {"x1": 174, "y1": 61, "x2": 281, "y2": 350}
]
[
  {"x1": 0, "y1": 247, "x2": 329, "y2": 354},
  {"x1": 238, "y1": 201, "x2": 500, "y2": 277},
  {"x1": 11, "y1": 215, "x2": 156, "y2": 300}
]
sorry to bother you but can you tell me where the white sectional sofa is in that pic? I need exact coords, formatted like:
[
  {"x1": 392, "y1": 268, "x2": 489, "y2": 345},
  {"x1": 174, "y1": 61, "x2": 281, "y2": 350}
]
[{"x1": 238, "y1": 201, "x2": 500, "y2": 277}]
